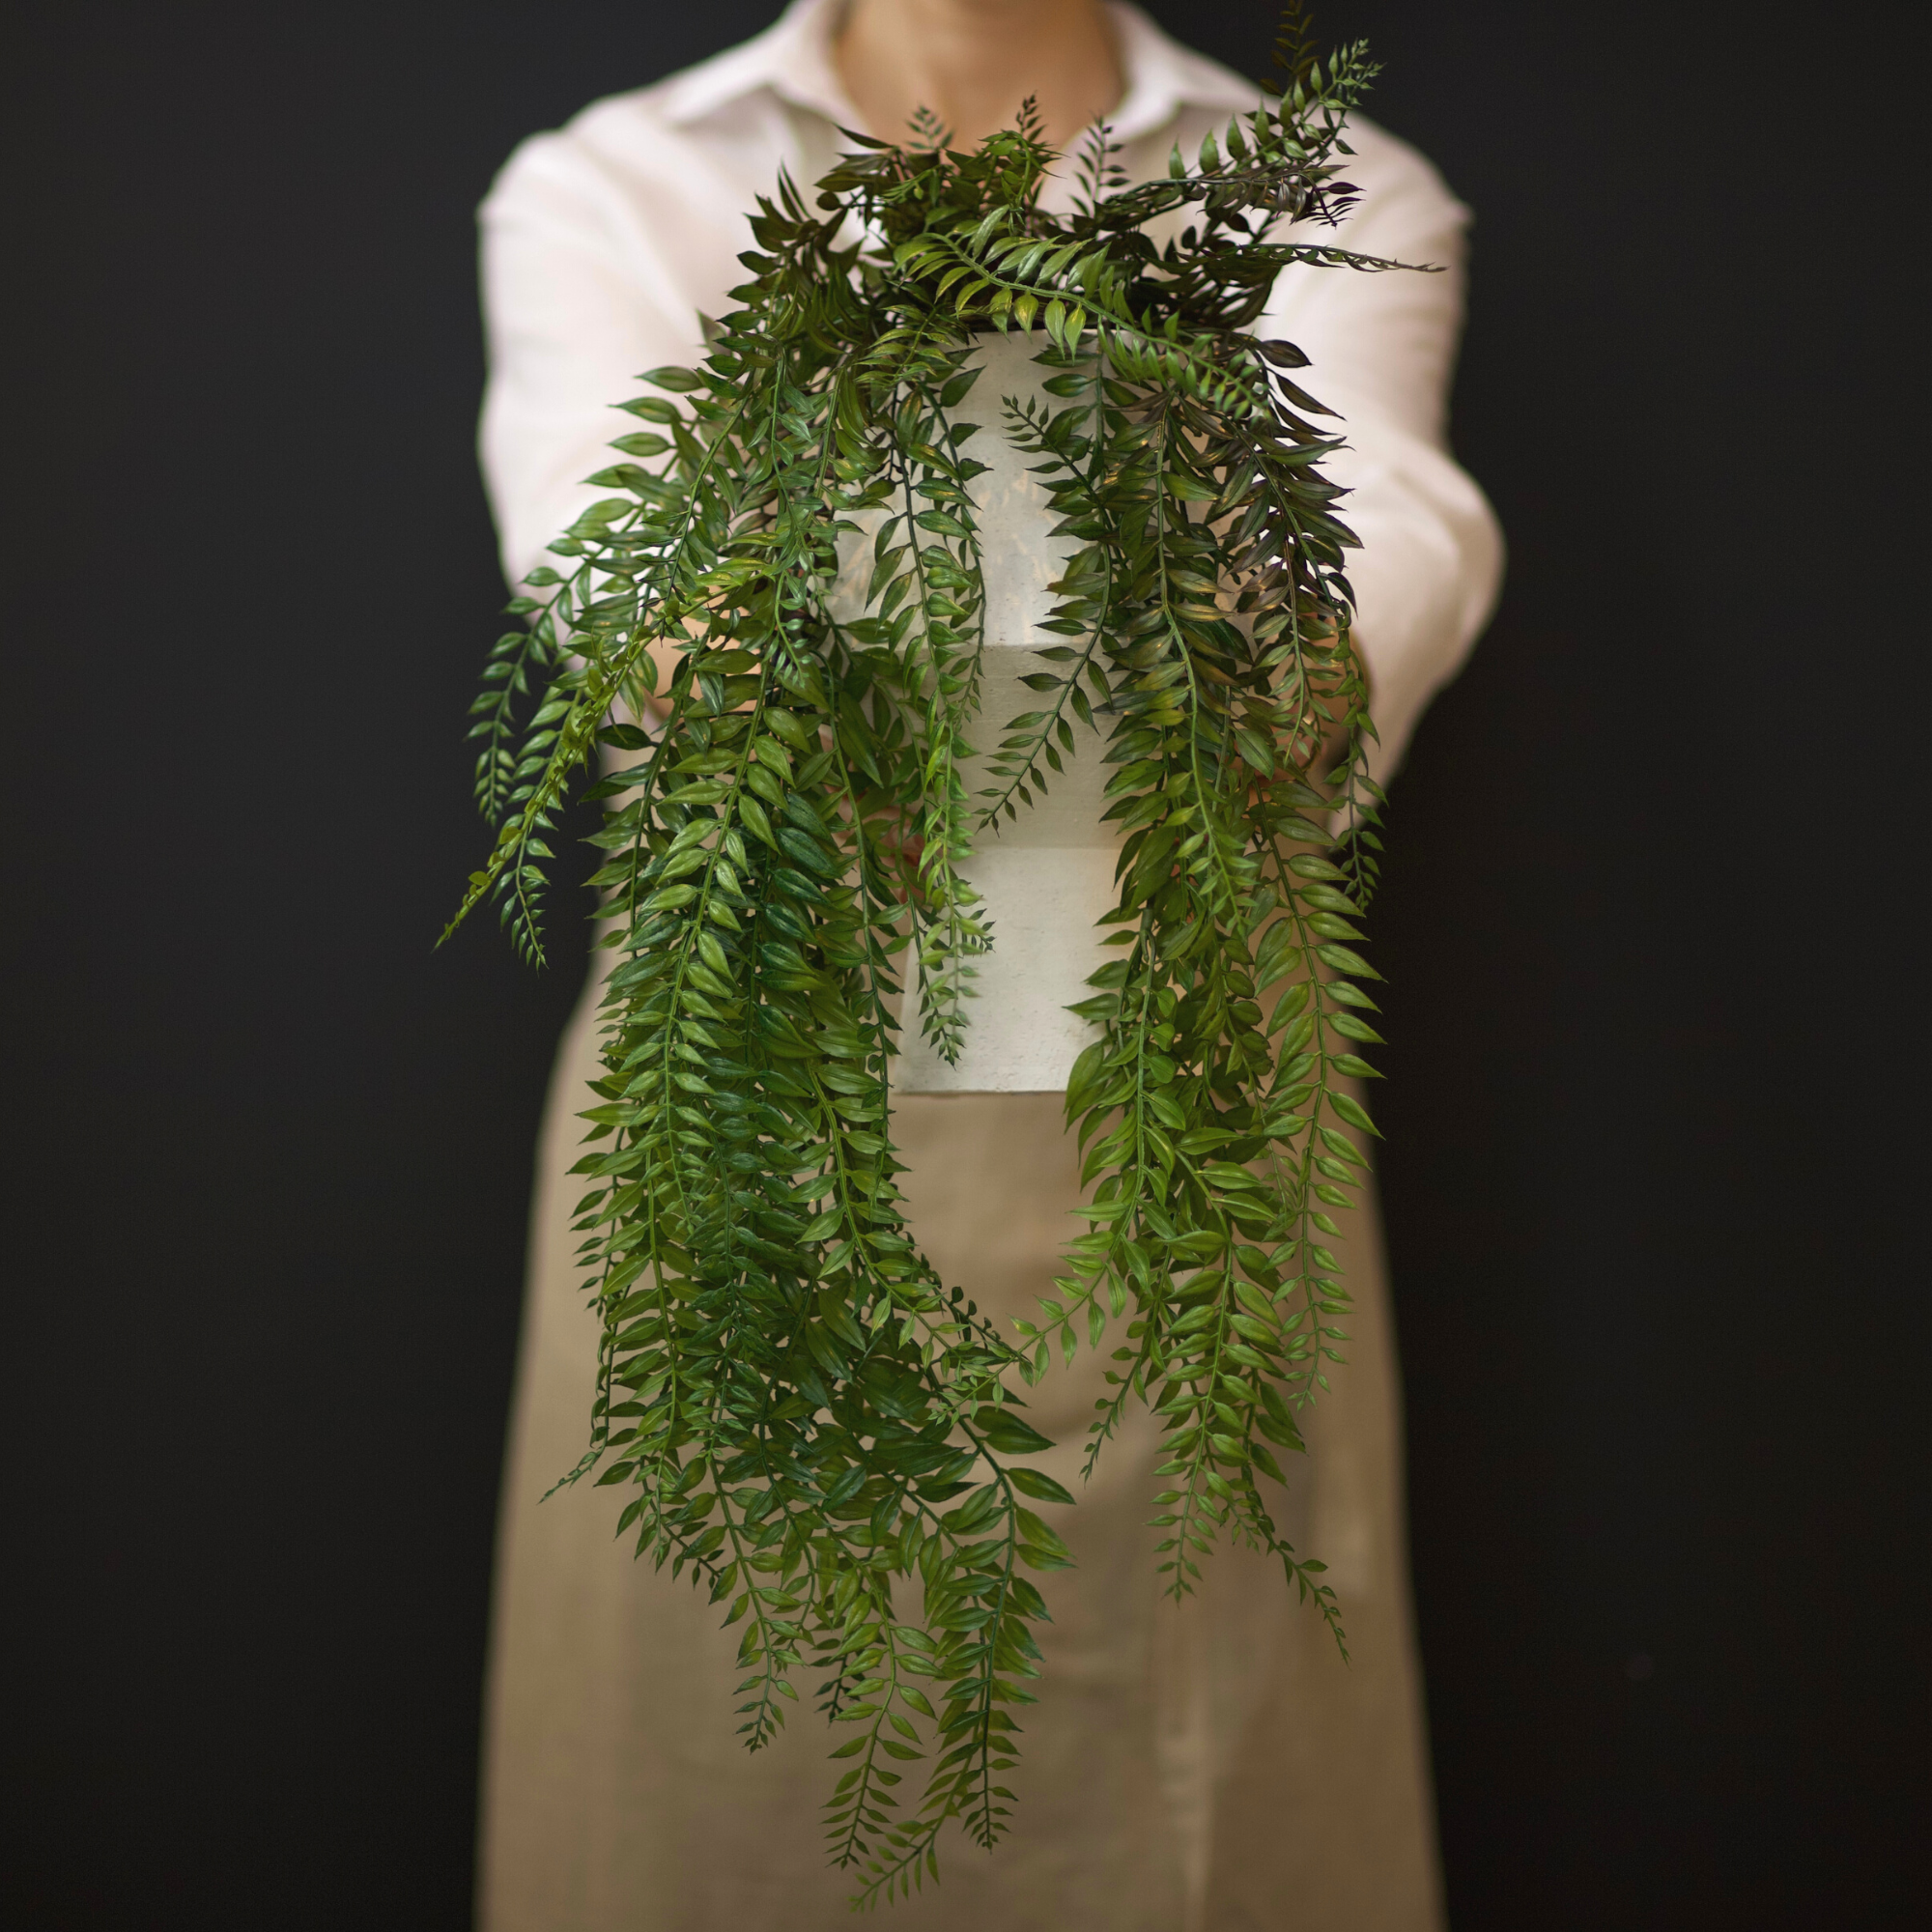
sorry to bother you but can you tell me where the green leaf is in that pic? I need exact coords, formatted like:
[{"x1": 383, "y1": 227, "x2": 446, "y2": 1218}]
[
  {"x1": 1162, "y1": 469, "x2": 1218, "y2": 503},
  {"x1": 1006, "y1": 1465, "x2": 1076, "y2": 1506},
  {"x1": 737, "y1": 793, "x2": 779, "y2": 849},
  {"x1": 763, "y1": 706, "x2": 816, "y2": 753},
  {"x1": 1327, "y1": 1010, "x2": 1385, "y2": 1044},
  {"x1": 1314, "y1": 942, "x2": 1380, "y2": 980},
  {"x1": 1254, "y1": 921, "x2": 1302, "y2": 991},
  {"x1": 1327, "y1": 1052, "x2": 1381, "y2": 1080},
  {"x1": 1235, "y1": 727, "x2": 1275, "y2": 775},
  {"x1": 914, "y1": 509, "x2": 971, "y2": 540},
  {"x1": 975, "y1": 1408, "x2": 1055, "y2": 1456}
]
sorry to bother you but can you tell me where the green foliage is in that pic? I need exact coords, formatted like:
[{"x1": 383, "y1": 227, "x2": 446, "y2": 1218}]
[{"x1": 454, "y1": 7, "x2": 1422, "y2": 1904}]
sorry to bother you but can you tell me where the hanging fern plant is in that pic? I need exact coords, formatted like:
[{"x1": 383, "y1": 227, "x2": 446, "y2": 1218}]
[{"x1": 453, "y1": 8, "x2": 1421, "y2": 1905}]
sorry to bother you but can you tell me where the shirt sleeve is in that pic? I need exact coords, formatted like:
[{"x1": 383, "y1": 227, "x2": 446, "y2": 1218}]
[
  {"x1": 477, "y1": 130, "x2": 712, "y2": 591},
  {"x1": 1257, "y1": 122, "x2": 1505, "y2": 789}
]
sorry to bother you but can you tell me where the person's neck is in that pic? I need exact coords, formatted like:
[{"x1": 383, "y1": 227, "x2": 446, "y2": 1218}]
[{"x1": 834, "y1": 0, "x2": 1123, "y2": 153}]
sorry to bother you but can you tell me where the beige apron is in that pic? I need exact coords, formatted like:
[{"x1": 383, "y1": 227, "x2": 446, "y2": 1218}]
[{"x1": 477, "y1": 966, "x2": 1445, "y2": 1931}]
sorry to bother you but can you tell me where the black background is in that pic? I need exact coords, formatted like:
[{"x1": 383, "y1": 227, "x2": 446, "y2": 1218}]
[{"x1": 5, "y1": 3, "x2": 1926, "y2": 1925}]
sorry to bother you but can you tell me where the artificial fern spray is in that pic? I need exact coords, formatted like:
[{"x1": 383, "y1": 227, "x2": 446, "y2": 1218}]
[{"x1": 454, "y1": 9, "x2": 1419, "y2": 1902}]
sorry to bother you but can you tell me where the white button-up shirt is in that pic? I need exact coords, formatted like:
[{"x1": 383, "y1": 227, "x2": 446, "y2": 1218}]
[{"x1": 479, "y1": 0, "x2": 1501, "y2": 794}]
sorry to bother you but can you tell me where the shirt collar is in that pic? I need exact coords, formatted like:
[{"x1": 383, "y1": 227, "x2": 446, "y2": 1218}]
[{"x1": 658, "y1": 0, "x2": 1260, "y2": 141}]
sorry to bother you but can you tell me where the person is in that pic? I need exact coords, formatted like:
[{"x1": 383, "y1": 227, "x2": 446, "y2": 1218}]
[{"x1": 474, "y1": 4, "x2": 1501, "y2": 1927}]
